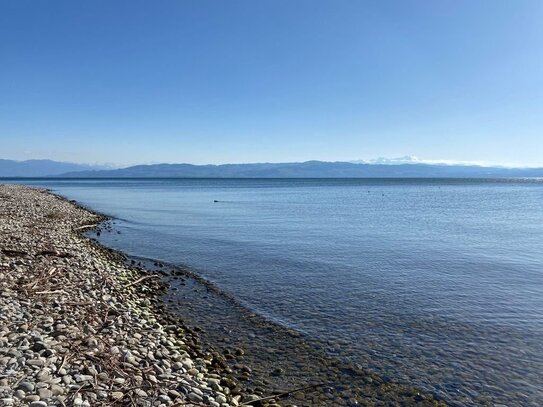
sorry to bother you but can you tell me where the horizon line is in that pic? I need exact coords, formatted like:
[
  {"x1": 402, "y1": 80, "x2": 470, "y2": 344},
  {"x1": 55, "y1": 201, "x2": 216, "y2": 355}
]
[{"x1": 2, "y1": 157, "x2": 543, "y2": 170}]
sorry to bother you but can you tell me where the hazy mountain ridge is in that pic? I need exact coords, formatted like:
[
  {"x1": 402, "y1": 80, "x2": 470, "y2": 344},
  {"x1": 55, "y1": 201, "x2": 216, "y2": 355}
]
[
  {"x1": 2, "y1": 159, "x2": 543, "y2": 178},
  {"x1": 58, "y1": 161, "x2": 543, "y2": 178},
  {"x1": 0, "y1": 159, "x2": 112, "y2": 177}
]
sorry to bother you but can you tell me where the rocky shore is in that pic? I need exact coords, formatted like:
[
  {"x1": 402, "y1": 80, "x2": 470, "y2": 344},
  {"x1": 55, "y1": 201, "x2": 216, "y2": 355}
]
[
  {"x1": 0, "y1": 185, "x2": 263, "y2": 407},
  {"x1": 0, "y1": 184, "x2": 447, "y2": 407}
]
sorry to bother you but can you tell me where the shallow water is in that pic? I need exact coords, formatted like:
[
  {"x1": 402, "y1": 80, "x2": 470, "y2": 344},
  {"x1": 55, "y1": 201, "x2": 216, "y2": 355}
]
[{"x1": 8, "y1": 178, "x2": 543, "y2": 406}]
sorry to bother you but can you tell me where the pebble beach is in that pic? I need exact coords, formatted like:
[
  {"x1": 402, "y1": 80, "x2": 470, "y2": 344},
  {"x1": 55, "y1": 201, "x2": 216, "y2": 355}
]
[
  {"x1": 0, "y1": 185, "x2": 261, "y2": 407},
  {"x1": 0, "y1": 184, "x2": 447, "y2": 407}
]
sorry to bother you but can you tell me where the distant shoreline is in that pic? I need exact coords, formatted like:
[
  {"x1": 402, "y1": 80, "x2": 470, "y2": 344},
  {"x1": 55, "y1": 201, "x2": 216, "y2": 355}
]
[
  {"x1": 2, "y1": 158, "x2": 543, "y2": 178},
  {"x1": 2, "y1": 176, "x2": 543, "y2": 181}
]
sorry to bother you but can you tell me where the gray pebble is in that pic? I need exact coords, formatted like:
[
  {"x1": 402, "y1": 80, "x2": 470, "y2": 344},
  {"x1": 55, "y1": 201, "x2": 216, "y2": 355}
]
[
  {"x1": 17, "y1": 381, "x2": 35, "y2": 393},
  {"x1": 26, "y1": 359, "x2": 45, "y2": 367},
  {"x1": 37, "y1": 370, "x2": 52, "y2": 382},
  {"x1": 188, "y1": 392, "x2": 203, "y2": 403},
  {"x1": 135, "y1": 389, "x2": 148, "y2": 397},
  {"x1": 38, "y1": 388, "x2": 53, "y2": 399},
  {"x1": 75, "y1": 374, "x2": 93, "y2": 382},
  {"x1": 13, "y1": 390, "x2": 25, "y2": 400},
  {"x1": 111, "y1": 391, "x2": 124, "y2": 400}
]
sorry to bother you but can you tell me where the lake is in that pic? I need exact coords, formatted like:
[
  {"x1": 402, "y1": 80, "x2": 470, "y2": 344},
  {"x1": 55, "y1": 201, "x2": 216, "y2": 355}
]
[{"x1": 9, "y1": 178, "x2": 543, "y2": 406}]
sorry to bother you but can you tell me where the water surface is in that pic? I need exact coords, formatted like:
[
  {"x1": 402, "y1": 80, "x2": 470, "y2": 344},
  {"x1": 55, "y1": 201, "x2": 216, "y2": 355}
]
[{"x1": 9, "y1": 178, "x2": 543, "y2": 406}]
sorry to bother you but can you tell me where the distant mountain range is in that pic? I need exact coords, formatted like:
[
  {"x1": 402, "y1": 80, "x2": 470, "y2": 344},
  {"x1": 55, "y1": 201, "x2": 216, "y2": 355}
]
[
  {"x1": 2, "y1": 159, "x2": 543, "y2": 178},
  {"x1": 56, "y1": 160, "x2": 543, "y2": 178},
  {"x1": 0, "y1": 159, "x2": 111, "y2": 177}
]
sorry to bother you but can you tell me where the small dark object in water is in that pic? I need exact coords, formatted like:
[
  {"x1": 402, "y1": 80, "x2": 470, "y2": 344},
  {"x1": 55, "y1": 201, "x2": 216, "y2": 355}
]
[{"x1": 214, "y1": 200, "x2": 219, "y2": 203}]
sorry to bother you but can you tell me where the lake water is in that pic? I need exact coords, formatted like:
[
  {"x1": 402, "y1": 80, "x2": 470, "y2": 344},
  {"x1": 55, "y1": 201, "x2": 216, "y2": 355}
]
[{"x1": 9, "y1": 178, "x2": 543, "y2": 406}]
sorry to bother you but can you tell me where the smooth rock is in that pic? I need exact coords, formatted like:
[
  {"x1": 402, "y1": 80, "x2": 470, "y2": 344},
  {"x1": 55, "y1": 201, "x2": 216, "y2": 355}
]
[
  {"x1": 17, "y1": 382, "x2": 35, "y2": 393},
  {"x1": 135, "y1": 389, "x2": 148, "y2": 397},
  {"x1": 111, "y1": 392, "x2": 124, "y2": 400},
  {"x1": 37, "y1": 388, "x2": 53, "y2": 399},
  {"x1": 13, "y1": 390, "x2": 25, "y2": 400},
  {"x1": 36, "y1": 370, "x2": 52, "y2": 382},
  {"x1": 188, "y1": 392, "x2": 203, "y2": 403},
  {"x1": 26, "y1": 359, "x2": 44, "y2": 367}
]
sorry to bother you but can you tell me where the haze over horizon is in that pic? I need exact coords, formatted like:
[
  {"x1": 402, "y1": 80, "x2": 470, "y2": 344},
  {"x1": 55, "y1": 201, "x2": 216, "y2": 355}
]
[
  {"x1": 1, "y1": 1, "x2": 542, "y2": 166},
  {"x1": 1, "y1": 155, "x2": 541, "y2": 169}
]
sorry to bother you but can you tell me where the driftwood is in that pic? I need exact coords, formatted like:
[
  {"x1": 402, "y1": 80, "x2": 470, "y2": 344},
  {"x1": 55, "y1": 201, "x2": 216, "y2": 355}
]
[
  {"x1": 1, "y1": 248, "x2": 73, "y2": 258},
  {"x1": 37, "y1": 249, "x2": 73, "y2": 258},
  {"x1": 74, "y1": 224, "x2": 98, "y2": 231},
  {"x1": 1, "y1": 249, "x2": 28, "y2": 257},
  {"x1": 34, "y1": 290, "x2": 66, "y2": 295},
  {"x1": 20, "y1": 266, "x2": 59, "y2": 292},
  {"x1": 239, "y1": 383, "x2": 327, "y2": 405},
  {"x1": 125, "y1": 275, "x2": 161, "y2": 288}
]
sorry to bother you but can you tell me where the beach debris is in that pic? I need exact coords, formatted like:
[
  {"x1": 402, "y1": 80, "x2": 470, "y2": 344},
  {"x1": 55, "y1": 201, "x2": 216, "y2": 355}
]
[
  {"x1": 1, "y1": 248, "x2": 28, "y2": 257},
  {"x1": 36, "y1": 249, "x2": 73, "y2": 258},
  {"x1": 0, "y1": 184, "x2": 251, "y2": 407}
]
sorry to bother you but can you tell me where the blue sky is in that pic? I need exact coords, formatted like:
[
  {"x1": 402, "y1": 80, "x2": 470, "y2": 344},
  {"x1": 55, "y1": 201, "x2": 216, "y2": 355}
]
[{"x1": 1, "y1": 0, "x2": 542, "y2": 166}]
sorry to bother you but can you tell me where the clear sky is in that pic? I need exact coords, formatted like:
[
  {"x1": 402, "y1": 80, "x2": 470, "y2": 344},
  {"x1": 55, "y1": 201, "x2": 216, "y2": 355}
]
[{"x1": 1, "y1": 0, "x2": 542, "y2": 167}]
